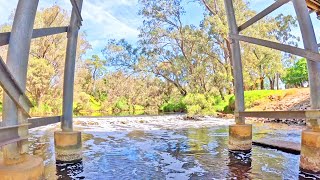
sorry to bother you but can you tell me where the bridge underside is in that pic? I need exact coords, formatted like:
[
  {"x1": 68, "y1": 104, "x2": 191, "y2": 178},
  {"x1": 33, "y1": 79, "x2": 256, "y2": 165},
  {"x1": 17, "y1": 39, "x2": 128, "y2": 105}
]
[{"x1": 306, "y1": 0, "x2": 320, "y2": 17}]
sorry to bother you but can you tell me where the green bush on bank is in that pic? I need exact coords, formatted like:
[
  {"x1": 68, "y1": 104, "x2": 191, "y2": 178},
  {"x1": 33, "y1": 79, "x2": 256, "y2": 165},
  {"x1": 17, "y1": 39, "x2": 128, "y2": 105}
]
[
  {"x1": 182, "y1": 93, "x2": 216, "y2": 116},
  {"x1": 160, "y1": 97, "x2": 186, "y2": 112},
  {"x1": 25, "y1": 89, "x2": 293, "y2": 117},
  {"x1": 160, "y1": 93, "x2": 216, "y2": 116},
  {"x1": 218, "y1": 89, "x2": 288, "y2": 113}
]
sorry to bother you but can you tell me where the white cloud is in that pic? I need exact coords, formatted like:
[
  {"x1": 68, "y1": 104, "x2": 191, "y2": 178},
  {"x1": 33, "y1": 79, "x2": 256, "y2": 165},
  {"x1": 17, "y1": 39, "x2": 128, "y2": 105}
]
[{"x1": 80, "y1": 0, "x2": 141, "y2": 54}]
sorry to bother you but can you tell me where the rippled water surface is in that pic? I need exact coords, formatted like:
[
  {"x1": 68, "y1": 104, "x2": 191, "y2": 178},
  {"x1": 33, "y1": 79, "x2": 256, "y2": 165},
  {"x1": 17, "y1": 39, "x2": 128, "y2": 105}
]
[{"x1": 28, "y1": 115, "x2": 319, "y2": 179}]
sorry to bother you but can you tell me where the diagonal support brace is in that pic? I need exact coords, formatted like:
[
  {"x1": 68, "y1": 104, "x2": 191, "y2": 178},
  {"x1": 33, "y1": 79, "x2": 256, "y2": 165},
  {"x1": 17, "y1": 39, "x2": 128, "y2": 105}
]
[
  {"x1": 230, "y1": 34, "x2": 320, "y2": 62},
  {"x1": 0, "y1": 56, "x2": 32, "y2": 117}
]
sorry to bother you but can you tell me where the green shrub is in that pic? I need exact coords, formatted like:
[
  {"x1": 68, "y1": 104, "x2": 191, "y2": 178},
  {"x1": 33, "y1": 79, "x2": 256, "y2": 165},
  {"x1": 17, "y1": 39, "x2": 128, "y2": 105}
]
[
  {"x1": 160, "y1": 98, "x2": 186, "y2": 112},
  {"x1": 30, "y1": 103, "x2": 53, "y2": 116},
  {"x1": 212, "y1": 95, "x2": 233, "y2": 113},
  {"x1": 186, "y1": 104, "x2": 202, "y2": 116},
  {"x1": 133, "y1": 105, "x2": 145, "y2": 111},
  {"x1": 114, "y1": 97, "x2": 130, "y2": 112},
  {"x1": 182, "y1": 93, "x2": 216, "y2": 116}
]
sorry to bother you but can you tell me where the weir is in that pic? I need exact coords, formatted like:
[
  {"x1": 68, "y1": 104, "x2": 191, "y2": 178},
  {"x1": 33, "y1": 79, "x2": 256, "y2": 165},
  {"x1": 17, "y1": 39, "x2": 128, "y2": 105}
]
[{"x1": 0, "y1": 0, "x2": 319, "y2": 178}]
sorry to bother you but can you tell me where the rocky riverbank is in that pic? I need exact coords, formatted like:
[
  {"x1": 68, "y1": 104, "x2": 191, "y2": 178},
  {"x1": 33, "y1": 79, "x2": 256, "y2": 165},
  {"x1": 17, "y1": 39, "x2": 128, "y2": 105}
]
[
  {"x1": 252, "y1": 88, "x2": 310, "y2": 125},
  {"x1": 218, "y1": 88, "x2": 311, "y2": 126}
]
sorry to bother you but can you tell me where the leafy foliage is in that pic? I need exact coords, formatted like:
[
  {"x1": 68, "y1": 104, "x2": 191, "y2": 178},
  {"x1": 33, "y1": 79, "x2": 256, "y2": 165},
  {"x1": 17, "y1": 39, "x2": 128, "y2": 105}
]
[
  {"x1": 282, "y1": 58, "x2": 308, "y2": 87},
  {"x1": 0, "y1": 1, "x2": 301, "y2": 117}
]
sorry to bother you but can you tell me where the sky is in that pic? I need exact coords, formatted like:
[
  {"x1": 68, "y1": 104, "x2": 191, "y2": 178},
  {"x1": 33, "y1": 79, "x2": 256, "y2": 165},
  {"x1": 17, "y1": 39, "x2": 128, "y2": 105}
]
[{"x1": 0, "y1": 0, "x2": 319, "y2": 58}]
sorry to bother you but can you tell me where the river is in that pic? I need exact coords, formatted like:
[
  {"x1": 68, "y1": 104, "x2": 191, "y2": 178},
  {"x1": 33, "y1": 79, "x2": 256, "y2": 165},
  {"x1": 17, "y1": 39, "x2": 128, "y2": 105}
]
[{"x1": 28, "y1": 115, "x2": 319, "y2": 179}]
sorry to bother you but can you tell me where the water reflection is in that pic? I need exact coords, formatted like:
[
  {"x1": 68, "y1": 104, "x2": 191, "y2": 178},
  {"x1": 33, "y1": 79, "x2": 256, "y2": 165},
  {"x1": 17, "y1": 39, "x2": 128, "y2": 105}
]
[
  {"x1": 27, "y1": 117, "x2": 318, "y2": 179},
  {"x1": 56, "y1": 161, "x2": 84, "y2": 180},
  {"x1": 227, "y1": 151, "x2": 252, "y2": 179},
  {"x1": 299, "y1": 169, "x2": 320, "y2": 179},
  {"x1": 187, "y1": 128, "x2": 211, "y2": 154}
]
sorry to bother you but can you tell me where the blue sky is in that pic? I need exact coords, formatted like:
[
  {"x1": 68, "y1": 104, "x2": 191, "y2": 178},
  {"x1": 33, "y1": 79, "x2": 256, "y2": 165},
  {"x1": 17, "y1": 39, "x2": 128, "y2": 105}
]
[{"x1": 0, "y1": 0, "x2": 319, "y2": 58}]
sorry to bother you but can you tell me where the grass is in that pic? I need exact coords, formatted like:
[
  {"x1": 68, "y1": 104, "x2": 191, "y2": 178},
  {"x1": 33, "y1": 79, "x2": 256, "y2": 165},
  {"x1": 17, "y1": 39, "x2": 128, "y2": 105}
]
[
  {"x1": 160, "y1": 89, "x2": 296, "y2": 115},
  {"x1": 213, "y1": 94, "x2": 234, "y2": 112},
  {"x1": 214, "y1": 89, "x2": 292, "y2": 113}
]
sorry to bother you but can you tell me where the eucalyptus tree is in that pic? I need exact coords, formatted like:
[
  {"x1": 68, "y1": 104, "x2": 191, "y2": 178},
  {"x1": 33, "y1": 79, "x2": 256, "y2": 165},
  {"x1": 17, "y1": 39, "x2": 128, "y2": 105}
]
[
  {"x1": 200, "y1": 0, "x2": 298, "y2": 90},
  {"x1": 0, "y1": 6, "x2": 91, "y2": 114},
  {"x1": 200, "y1": 0, "x2": 255, "y2": 93},
  {"x1": 104, "y1": 0, "x2": 229, "y2": 98},
  {"x1": 241, "y1": 19, "x2": 283, "y2": 90},
  {"x1": 84, "y1": 55, "x2": 107, "y2": 95},
  {"x1": 30, "y1": 6, "x2": 91, "y2": 85}
]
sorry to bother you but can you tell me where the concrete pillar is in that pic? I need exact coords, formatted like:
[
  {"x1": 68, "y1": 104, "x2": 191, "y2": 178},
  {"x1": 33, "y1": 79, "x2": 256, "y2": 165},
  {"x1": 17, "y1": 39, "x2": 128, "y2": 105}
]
[
  {"x1": 292, "y1": 0, "x2": 320, "y2": 173},
  {"x1": 229, "y1": 124, "x2": 252, "y2": 151},
  {"x1": 224, "y1": 0, "x2": 252, "y2": 151},
  {"x1": 300, "y1": 130, "x2": 320, "y2": 173},
  {"x1": 0, "y1": 0, "x2": 44, "y2": 179},
  {"x1": 55, "y1": 0, "x2": 83, "y2": 162},
  {"x1": 54, "y1": 131, "x2": 82, "y2": 162},
  {"x1": 0, "y1": 155, "x2": 44, "y2": 180}
]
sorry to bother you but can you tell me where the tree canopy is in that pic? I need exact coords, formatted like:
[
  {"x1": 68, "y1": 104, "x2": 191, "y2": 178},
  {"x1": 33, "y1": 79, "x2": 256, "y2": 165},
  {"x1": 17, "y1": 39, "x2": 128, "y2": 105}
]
[{"x1": 0, "y1": 1, "x2": 302, "y2": 116}]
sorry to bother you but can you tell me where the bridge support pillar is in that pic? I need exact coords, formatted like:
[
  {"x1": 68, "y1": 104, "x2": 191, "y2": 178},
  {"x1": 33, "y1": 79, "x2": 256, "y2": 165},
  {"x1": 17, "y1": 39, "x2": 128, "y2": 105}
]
[
  {"x1": 0, "y1": 0, "x2": 44, "y2": 179},
  {"x1": 0, "y1": 155, "x2": 44, "y2": 180},
  {"x1": 292, "y1": 0, "x2": 320, "y2": 174},
  {"x1": 54, "y1": 131, "x2": 82, "y2": 162},
  {"x1": 228, "y1": 124, "x2": 252, "y2": 151},
  {"x1": 224, "y1": 0, "x2": 252, "y2": 152},
  {"x1": 55, "y1": 0, "x2": 83, "y2": 163},
  {"x1": 300, "y1": 130, "x2": 320, "y2": 174}
]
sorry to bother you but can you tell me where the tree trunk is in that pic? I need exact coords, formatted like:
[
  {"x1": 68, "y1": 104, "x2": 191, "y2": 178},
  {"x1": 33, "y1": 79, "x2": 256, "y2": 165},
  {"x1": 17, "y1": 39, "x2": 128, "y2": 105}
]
[
  {"x1": 276, "y1": 73, "x2": 279, "y2": 90},
  {"x1": 219, "y1": 89, "x2": 225, "y2": 100},
  {"x1": 260, "y1": 77, "x2": 264, "y2": 90},
  {"x1": 269, "y1": 78, "x2": 274, "y2": 90},
  {"x1": 268, "y1": 76, "x2": 275, "y2": 90}
]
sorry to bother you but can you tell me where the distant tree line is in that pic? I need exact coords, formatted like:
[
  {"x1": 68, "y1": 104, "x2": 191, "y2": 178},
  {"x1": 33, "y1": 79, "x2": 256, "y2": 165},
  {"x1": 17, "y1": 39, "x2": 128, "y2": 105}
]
[{"x1": 0, "y1": 1, "x2": 308, "y2": 116}]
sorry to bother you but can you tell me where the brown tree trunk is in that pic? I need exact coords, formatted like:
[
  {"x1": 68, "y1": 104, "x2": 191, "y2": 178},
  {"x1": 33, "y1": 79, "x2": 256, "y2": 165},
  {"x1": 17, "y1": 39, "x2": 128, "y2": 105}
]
[
  {"x1": 260, "y1": 77, "x2": 264, "y2": 90},
  {"x1": 219, "y1": 89, "x2": 225, "y2": 100},
  {"x1": 269, "y1": 78, "x2": 274, "y2": 90},
  {"x1": 276, "y1": 73, "x2": 279, "y2": 90}
]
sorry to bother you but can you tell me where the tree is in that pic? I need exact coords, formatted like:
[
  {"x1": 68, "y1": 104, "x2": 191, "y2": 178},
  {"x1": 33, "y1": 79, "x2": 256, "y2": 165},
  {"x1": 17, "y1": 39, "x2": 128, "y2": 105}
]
[
  {"x1": 84, "y1": 55, "x2": 107, "y2": 96},
  {"x1": 200, "y1": 0, "x2": 255, "y2": 94},
  {"x1": 0, "y1": 5, "x2": 91, "y2": 115},
  {"x1": 30, "y1": 6, "x2": 91, "y2": 85},
  {"x1": 104, "y1": 0, "x2": 233, "y2": 98},
  {"x1": 27, "y1": 57, "x2": 55, "y2": 104},
  {"x1": 282, "y1": 58, "x2": 308, "y2": 88}
]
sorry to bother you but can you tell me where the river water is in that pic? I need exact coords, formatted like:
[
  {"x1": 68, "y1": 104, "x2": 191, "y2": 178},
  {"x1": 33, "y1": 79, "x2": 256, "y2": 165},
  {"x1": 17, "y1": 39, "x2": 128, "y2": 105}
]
[{"x1": 27, "y1": 115, "x2": 319, "y2": 179}]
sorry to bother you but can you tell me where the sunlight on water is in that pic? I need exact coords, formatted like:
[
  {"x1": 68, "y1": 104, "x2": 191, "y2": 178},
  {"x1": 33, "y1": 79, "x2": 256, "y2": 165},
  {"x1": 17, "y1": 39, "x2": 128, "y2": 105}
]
[{"x1": 28, "y1": 115, "x2": 319, "y2": 179}]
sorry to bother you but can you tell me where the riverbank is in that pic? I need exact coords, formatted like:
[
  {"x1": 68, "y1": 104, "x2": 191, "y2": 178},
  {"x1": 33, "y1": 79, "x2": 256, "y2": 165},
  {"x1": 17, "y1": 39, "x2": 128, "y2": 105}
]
[{"x1": 216, "y1": 88, "x2": 310, "y2": 126}]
